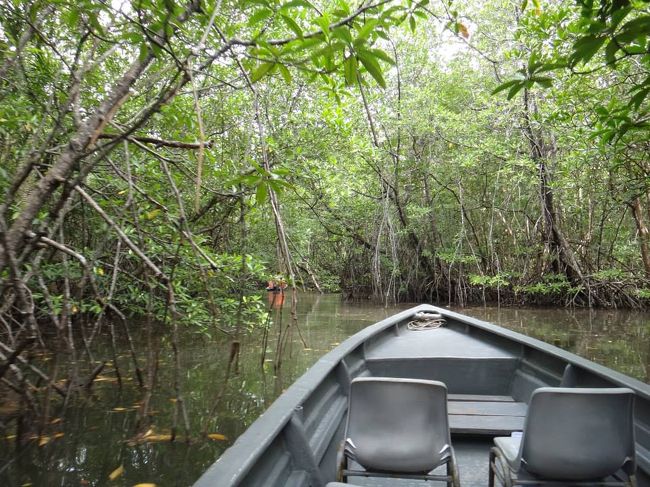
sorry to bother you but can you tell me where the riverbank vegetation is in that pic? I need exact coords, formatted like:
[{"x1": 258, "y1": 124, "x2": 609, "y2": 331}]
[{"x1": 1, "y1": 0, "x2": 650, "y2": 462}]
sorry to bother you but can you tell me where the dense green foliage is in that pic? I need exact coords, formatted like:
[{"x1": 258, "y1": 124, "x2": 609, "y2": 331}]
[{"x1": 2, "y1": 0, "x2": 650, "y2": 459}]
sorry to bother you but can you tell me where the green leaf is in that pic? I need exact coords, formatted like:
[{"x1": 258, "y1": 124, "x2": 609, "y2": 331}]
[
  {"x1": 570, "y1": 35, "x2": 607, "y2": 65},
  {"x1": 631, "y1": 88, "x2": 650, "y2": 110},
  {"x1": 409, "y1": 15, "x2": 416, "y2": 33},
  {"x1": 334, "y1": 0, "x2": 351, "y2": 16},
  {"x1": 284, "y1": 36, "x2": 324, "y2": 53},
  {"x1": 268, "y1": 179, "x2": 290, "y2": 194},
  {"x1": 344, "y1": 56, "x2": 358, "y2": 85},
  {"x1": 250, "y1": 62, "x2": 275, "y2": 83},
  {"x1": 139, "y1": 43, "x2": 150, "y2": 61},
  {"x1": 256, "y1": 183, "x2": 268, "y2": 205},
  {"x1": 248, "y1": 8, "x2": 274, "y2": 26},
  {"x1": 62, "y1": 9, "x2": 80, "y2": 28},
  {"x1": 278, "y1": 64, "x2": 293, "y2": 83},
  {"x1": 279, "y1": 0, "x2": 316, "y2": 11},
  {"x1": 507, "y1": 83, "x2": 524, "y2": 100},
  {"x1": 605, "y1": 40, "x2": 619, "y2": 64},
  {"x1": 314, "y1": 15, "x2": 332, "y2": 40},
  {"x1": 332, "y1": 26, "x2": 353, "y2": 44},
  {"x1": 281, "y1": 14, "x2": 303, "y2": 38},
  {"x1": 357, "y1": 19, "x2": 379, "y2": 41},
  {"x1": 88, "y1": 15, "x2": 106, "y2": 37},
  {"x1": 365, "y1": 47, "x2": 395, "y2": 65},
  {"x1": 618, "y1": 16, "x2": 650, "y2": 39},
  {"x1": 529, "y1": 75, "x2": 553, "y2": 88},
  {"x1": 358, "y1": 51, "x2": 386, "y2": 88},
  {"x1": 610, "y1": 7, "x2": 632, "y2": 30},
  {"x1": 272, "y1": 168, "x2": 291, "y2": 177},
  {"x1": 535, "y1": 62, "x2": 567, "y2": 73},
  {"x1": 492, "y1": 79, "x2": 520, "y2": 95}
]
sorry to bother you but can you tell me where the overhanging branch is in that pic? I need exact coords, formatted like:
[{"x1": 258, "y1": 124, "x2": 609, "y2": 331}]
[{"x1": 97, "y1": 133, "x2": 214, "y2": 149}]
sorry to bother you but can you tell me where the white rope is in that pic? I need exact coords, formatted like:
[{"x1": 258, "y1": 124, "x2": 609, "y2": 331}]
[{"x1": 407, "y1": 312, "x2": 446, "y2": 331}]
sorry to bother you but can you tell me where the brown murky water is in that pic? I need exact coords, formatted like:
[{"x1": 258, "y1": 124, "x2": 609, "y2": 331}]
[{"x1": 1, "y1": 294, "x2": 648, "y2": 486}]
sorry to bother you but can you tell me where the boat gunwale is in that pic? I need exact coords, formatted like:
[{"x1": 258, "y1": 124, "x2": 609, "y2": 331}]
[
  {"x1": 194, "y1": 304, "x2": 650, "y2": 486},
  {"x1": 194, "y1": 305, "x2": 432, "y2": 486},
  {"x1": 437, "y1": 305, "x2": 650, "y2": 400}
]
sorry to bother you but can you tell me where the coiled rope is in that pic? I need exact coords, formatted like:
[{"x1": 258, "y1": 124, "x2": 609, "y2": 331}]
[{"x1": 407, "y1": 311, "x2": 446, "y2": 331}]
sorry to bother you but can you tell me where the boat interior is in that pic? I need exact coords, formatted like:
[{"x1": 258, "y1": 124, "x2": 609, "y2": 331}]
[{"x1": 196, "y1": 307, "x2": 650, "y2": 487}]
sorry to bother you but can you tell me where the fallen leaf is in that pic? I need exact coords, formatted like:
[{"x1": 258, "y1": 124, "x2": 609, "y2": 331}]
[
  {"x1": 458, "y1": 22, "x2": 470, "y2": 39},
  {"x1": 38, "y1": 436, "x2": 50, "y2": 446},
  {"x1": 111, "y1": 407, "x2": 128, "y2": 412},
  {"x1": 95, "y1": 376, "x2": 118, "y2": 383},
  {"x1": 207, "y1": 433, "x2": 228, "y2": 441},
  {"x1": 133, "y1": 484, "x2": 157, "y2": 487},
  {"x1": 142, "y1": 434, "x2": 172, "y2": 442},
  {"x1": 109, "y1": 465, "x2": 124, "y2": 481},
  {"x1": 142, "y1": 429, "x2": 154, "y2": 438}
]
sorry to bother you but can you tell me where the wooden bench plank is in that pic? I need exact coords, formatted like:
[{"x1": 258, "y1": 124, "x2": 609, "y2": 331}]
[
  {"x1": 448, "y1": 401, "x2": 527, "y2": 417},
  {"x1": 448, "y1": 394, "x2": 515, "y2": 402},
  {"x1": 447, "y1": 399, "x2": 528, "y2": 436},
  {"x1": 449, "y1": 414, "x2": 525, "y2": 435}
]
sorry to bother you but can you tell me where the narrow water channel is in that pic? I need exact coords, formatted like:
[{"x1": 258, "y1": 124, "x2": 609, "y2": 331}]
[{"x1": 1, "y1": 294, "x2": 648, "y2": 486}]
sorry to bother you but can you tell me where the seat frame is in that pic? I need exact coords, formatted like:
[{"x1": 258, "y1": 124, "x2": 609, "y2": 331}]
[
  {"x1": 338, "y1": 445, "x2": 460, "y2": 486},
  {"x1": 489, "y1": 447, "x2": 637, "y2": 487},
  {"x1": 488, "y1": 386, "x2": 637, "y2": 487},
  {"x1": 336, "y1": 377, "x2": 460, "y2": 487}
]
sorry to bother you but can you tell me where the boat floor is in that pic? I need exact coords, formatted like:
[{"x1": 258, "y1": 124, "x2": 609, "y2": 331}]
[{"x1": 343, "y1": 437, "x2": 491, "y2": 487}]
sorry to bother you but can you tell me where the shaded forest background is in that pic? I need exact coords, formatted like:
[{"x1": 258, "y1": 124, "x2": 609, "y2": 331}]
[{"x1": 2, "y1": 0, "x2": 650, "y2": 442}]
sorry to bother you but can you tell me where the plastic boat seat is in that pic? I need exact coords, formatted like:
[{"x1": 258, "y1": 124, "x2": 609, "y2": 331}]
[
  {"x1": 338, "y1": 377, "x2": 460, "y2": 486},
  {"x1": 489, "y1": 387, "x2": 636, "y2": 486}
]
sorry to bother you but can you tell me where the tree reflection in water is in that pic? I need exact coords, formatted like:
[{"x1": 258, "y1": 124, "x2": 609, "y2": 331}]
[{"x1": 1, "y1": 295, "x2": 648, "y2": 485}]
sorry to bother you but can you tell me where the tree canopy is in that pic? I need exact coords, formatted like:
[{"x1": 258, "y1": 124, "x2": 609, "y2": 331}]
[{"x1": 2, "y1": 0, "x2": 650, "y2": 468}]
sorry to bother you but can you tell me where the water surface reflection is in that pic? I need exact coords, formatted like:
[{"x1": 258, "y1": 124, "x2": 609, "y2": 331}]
[{"x1": 1, "y1": 295, "x2": 648, "y2": 486}]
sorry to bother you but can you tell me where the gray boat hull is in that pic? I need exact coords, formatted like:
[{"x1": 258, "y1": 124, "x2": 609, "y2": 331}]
[{"x1": 195, "y1": 305, "x2": 650, "y2": 487}]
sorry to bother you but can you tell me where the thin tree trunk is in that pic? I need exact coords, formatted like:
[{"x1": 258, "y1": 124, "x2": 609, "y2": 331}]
[{"x1": 630, "y1": 197, "x2": 650, "y2": 276}]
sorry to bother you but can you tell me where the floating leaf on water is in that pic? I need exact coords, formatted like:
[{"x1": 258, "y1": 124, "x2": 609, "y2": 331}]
[
  {"x1": 207, "y1": 433, "x2": 228, "y2": 441},
  {"x1": 95, "y1": 376, "x2": 118, "y2": 383},
  {"x1": 142, "y1": 434, "x2": 172, "y2": 442},
  {"x1": 109, "y1": 465, "x2": 125, "y2": 480}
]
